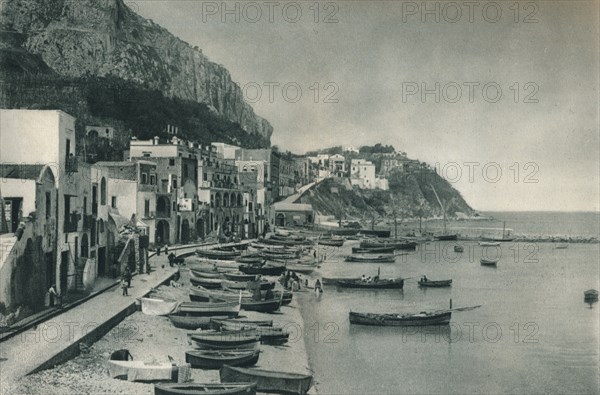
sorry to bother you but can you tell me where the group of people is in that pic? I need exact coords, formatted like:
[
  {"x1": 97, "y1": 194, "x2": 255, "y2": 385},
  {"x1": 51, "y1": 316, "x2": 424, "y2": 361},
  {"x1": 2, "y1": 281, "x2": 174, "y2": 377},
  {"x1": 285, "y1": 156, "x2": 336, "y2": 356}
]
[
  {"x1": 282, "y1": 271, "x2": 302, "y2": 291},
  {"x1": 361, "y1": 274, "x2": 380, "y2": 283}
]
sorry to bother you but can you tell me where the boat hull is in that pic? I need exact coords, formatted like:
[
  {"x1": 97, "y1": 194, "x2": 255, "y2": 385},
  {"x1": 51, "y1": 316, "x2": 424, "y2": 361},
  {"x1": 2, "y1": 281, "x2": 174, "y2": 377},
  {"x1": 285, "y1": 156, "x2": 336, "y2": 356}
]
[
  {"x1": 185, "y1": 350, "x2": 260, "y2": 369},
  {"x1": 434, "y1": 235, "x2": 458, "y2": 241},
  {"x1": 154, "y1": 383, "x2": 257, "y2": 395},
  {"x1": 239, "y1": 265, "x2": 286, "y2": 276},
  {"x1": 220, "y1": 365, "x2": 313, "y2": 395},
  {"x1": 349, "y1": 311, "x2": 452, "y2": 326},
  {"x1": 241, "y1": 299, "x2": 281, "y2": 313},
  {"x1": 337, "y1": 279, "x2": 404, "y2": 289},
  {"x1": 168, "y1": 314, "x2": 231, "y2": 330},
  {"x1": 345, "y1": 255, "x2": 396, "y2": 263},
  {"x1": 418, "y1": 280, "x2": 452, "y2": 287},
  {"x1": 480, "y1": 259, "x2": 497, "y2": 266}
]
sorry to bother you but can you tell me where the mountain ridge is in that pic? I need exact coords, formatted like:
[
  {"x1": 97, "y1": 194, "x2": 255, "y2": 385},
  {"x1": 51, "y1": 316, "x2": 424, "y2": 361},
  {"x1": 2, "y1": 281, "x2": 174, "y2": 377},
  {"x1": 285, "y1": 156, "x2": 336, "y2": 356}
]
[{"x1": 0, "y1": 0, "x2": 272, "y2": 140}]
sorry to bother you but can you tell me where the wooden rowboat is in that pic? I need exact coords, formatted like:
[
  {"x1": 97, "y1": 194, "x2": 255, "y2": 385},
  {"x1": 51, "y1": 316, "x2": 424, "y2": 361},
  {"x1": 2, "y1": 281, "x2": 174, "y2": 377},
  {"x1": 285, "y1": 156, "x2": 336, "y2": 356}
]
[
  {"x1": 321, "y1": 276, "x2": 360, "y2": 285},
  {"x1": 190, "y1": 333, "x2": 259, "y2": 350},
  {"x1": 178, "y1": 302, "x2": 240, "y2": 317},
  {"x1": 351, "y1": 246, "x2": 395, "y2": 254},
  {"x1": 337, "y1": 278, "x2": 404, "y2": 289},
  {"x1": 284, "y1": 264, "x2": 316, "y2": 274},
  {"x1": 241, "y1": 299, "x2": 281, "y2": 313},
  {"x1": 211, "y1": 318, "x2": 274, "y2": 328},
  {"x1": 359, "y1": 240, "x2": 416, "y2": 250},
  {"x1": 168, "y1": 314, "x2": 231, "y2": 330},
  {"x1": 345, "y1": 254, "x2": 396, "y2": 263},
  {"x1": 238, "y1": 264, "x2": 286, "y2": 276},
  {"x1": 190, "y1": 269, "x2": 223, "y2": 279},
  {"x1": 480, "y1": 259, "x2": 498, "y2": 266},
  {"x1": 190, "y1": 277, "x2": 223, "y2": 289},
  {"x1": 220, "y1": 365, "x2": 313, "y2": 395},
  {"x1": 223, "y1": 272, "x2": 258, "y2": 282},
  {"x1": 349, "y1": 311, "x2": 452, "y2": 326},
  {"x1": 185, "y1": 350, "x2": 260, "y2": 369},
  {"x1": 154, "y1": 383, "x2": 256, "y2": 395},
  {"x1": 418, "y1": 279, "x2": 452, "y2": 287},
  {"x1": 196, "y1": 249, "x2": 241, "y2": 260},
  {"x1": 318, "y1": 238, "x2": 344, "y2": 247}
]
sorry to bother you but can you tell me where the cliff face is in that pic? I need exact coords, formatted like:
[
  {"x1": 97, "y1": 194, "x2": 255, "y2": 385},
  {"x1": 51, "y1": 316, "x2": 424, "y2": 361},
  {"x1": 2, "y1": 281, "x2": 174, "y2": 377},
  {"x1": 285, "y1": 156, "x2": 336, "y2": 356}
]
[{"x1": 0, "y1": 0, "x2": 272, "y2": 140}]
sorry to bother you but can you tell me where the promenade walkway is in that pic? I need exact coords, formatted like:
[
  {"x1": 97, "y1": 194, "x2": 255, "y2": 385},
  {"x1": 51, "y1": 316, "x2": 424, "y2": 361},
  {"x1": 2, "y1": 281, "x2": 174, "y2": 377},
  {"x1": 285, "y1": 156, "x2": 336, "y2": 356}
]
[{"x1": 0, "y1": 242, "x2": 237, "y2": 391}]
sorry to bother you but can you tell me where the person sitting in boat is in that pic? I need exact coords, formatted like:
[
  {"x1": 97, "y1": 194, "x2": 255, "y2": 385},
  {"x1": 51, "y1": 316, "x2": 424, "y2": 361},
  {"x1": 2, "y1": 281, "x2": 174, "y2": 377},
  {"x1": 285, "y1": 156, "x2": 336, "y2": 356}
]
[
  {"x1": 366, "y1": 276, "x2": 373, "y2": 283},
  {"x1": 361, "y1": 274, "x2": 366, "y2": 282}
]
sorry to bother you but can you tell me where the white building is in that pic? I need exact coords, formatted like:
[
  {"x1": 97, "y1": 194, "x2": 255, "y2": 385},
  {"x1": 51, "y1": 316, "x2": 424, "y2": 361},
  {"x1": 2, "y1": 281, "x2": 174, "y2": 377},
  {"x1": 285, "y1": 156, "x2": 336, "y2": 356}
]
[{"x1": 350, "y1": 159, "x2": 378, "y2": 189}]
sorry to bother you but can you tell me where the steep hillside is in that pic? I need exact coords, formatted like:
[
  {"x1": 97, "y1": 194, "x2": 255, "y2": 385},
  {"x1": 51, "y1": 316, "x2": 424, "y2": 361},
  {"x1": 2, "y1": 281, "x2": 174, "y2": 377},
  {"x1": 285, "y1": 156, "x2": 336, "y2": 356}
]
[
  {"x1": 0, "y1": 0, "x2": 272, "y2": 142},
  {"x1": 301, "y1": 169, "x2": 474, "y2": 221}
]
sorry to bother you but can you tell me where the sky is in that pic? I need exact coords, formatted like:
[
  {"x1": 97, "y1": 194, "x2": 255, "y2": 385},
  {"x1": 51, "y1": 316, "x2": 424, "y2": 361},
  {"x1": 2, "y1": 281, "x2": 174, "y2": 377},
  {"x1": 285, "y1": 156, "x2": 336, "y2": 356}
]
[{"x1": 132, "y1": 0, "x2": 599, "y2": 212}]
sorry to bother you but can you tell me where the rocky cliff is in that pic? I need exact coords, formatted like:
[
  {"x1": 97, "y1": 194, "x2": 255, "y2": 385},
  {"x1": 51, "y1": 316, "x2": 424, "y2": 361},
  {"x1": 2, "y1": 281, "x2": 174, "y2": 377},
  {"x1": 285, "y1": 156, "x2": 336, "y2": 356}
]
[
  {"x1": 0, "y1": 0, "x2": 272, "y2": 140},
  {"x1": 301, "y1": 169, "x2": 475, "y2": 221}
]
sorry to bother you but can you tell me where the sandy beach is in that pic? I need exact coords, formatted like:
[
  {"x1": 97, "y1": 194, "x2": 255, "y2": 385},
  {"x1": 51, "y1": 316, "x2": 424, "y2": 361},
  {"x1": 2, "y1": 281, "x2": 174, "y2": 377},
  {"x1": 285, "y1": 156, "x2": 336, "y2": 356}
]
[{"x1": 10, "y1": 263, "x2": 316, "y2": 394}]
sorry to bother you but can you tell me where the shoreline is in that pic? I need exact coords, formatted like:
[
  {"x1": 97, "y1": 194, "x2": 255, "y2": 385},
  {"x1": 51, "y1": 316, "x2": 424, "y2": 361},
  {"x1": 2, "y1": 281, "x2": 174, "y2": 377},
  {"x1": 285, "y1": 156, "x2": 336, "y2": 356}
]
[{"x1": 9, "y1": 262, "x2": 316, "y2": 394}]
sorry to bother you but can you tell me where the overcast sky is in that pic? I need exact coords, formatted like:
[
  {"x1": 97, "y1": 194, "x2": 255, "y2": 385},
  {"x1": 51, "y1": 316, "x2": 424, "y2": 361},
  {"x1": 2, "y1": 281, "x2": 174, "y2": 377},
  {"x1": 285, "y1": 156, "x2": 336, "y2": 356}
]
[{"x1": 133, "y1": 1, "x2": 599, "y2": 212}]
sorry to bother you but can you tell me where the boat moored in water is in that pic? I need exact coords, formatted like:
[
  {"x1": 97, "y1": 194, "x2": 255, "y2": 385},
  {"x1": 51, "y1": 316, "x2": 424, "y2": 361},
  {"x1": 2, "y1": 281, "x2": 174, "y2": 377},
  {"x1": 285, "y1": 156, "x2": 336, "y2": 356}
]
[
  {"x1": 220, "y1": 365, "x2": 313, "y2": 395},
  {"x1": 418, "y1": 279, "x2": 452, "y2": 287},
  {"x1": 349, "y1": 311, "x2": 452, "y2": 326}
]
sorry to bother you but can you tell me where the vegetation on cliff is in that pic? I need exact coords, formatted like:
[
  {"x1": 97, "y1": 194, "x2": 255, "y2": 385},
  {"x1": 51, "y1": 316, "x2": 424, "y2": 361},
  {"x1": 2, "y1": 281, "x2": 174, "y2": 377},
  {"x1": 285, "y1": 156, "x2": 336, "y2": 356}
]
[{"x1": 300, "y1": 168, "x2": 474, "y2": 221}]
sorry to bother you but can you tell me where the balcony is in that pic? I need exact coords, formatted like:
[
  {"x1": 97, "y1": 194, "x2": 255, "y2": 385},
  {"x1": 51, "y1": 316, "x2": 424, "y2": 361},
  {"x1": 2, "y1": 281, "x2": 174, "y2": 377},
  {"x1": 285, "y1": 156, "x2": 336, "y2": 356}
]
[
  {"x1": 65, "y1": 156, "x2": 78, "y2": 173},
  {"x1": 63, "y1": 212, "x2": 80, "y2": 233}
]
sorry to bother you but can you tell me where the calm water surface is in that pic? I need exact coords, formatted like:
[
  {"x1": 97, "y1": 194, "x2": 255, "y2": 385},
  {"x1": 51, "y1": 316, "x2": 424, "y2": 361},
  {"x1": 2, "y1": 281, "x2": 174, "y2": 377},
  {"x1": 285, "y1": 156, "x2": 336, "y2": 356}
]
[{"x1": 299, "y1": 235, "x2": 599, "y2": 394}]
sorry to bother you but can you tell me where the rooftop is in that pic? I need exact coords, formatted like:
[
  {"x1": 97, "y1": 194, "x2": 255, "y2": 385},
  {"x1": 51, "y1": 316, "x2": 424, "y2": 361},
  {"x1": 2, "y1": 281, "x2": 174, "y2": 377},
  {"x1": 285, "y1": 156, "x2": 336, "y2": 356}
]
[{"x1": 0, "y1": 164, "x2": 46, "y2": 180}]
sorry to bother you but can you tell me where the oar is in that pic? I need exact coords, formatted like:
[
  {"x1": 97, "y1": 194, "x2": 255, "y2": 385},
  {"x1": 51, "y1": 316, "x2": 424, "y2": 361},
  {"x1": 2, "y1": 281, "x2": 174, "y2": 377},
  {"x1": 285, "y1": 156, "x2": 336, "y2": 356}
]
[{"x1": 435, "y1": 305, "x2": 482, "y2": 313}]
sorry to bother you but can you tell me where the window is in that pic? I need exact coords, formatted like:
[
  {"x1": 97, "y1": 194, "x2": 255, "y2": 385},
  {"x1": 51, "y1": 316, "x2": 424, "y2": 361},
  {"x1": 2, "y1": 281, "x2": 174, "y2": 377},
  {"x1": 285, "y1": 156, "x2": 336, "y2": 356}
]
[
  {"x1": 143, "y1": 153, "x2": 150, "y2": 157},
  {"x1": 172, "y1": 176, "x2": 178, "y2": 189},
  {"x1": 172, "y1": 201, "x2": 177, "y2": 212},
  {"x1": 150, "y1": 174, "x2": 156, "y2": 185},
  {"x1": 183, "y1": 165, "x2": 188, "y2": 178},
  {"x1": 141, "y1": 173, "x2": 148, "y2": 184},
  {"x1": 203, "y1": 173, "x2": 207, "y2": 181},
  {"x1": 45, "y1": 192, "x2": 51, "y2": 219},
  {"x1": 144, "y1": 200, "x2": 150, "y2": 217},
  {"x1": 111, "y1": 196, "x2": 117, "y2": 208},
  {"x1": 100, "y1": 178, "x2": 107, "y2": 205},
  {"x1": 169, "y1": 158, "x2": 175, "y2": 166},
  {"x1": 83, "y1": 197, "x2": 87, "y2": 215}
]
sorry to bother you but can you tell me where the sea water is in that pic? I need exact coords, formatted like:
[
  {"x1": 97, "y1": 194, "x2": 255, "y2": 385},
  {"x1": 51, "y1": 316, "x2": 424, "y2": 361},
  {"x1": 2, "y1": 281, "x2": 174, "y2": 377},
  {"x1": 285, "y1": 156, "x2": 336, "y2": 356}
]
[{"x1": 299, "y1": 212, "x2": 599, "y2": 394}]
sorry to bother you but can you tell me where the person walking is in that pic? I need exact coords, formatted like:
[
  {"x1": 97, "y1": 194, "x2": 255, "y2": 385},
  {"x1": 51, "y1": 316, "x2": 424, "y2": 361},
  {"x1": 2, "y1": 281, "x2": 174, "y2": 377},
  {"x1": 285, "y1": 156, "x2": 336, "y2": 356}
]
[
  {"x1": 124, "y1": 266, "x2": 132, "y2": 288},
  {"x1": 121, "y1": 278, "x2": 128, "y2": 296},
  {"x1": 48, "y1": 284, "x2": 60, "y2": 307},
  {"x1": 315, "y1": 279, "x2": 323, "y2": 297}
]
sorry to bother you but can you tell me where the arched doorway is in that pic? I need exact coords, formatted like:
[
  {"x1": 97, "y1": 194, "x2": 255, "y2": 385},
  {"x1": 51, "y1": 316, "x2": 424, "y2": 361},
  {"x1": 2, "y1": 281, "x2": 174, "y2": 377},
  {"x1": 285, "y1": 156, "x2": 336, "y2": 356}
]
[
  {"x1": 181, "y1": 219, "x2": 190, "y2": 243},
  {"x1": 275, "y1": 213, "x2": 285, "y2": 227},
  {"x1": 196, "y1": 219, "x2": 205, "y2": 238},
  {"x1": 156, "y1": 220, "x2": 170, "y2": 245}
]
